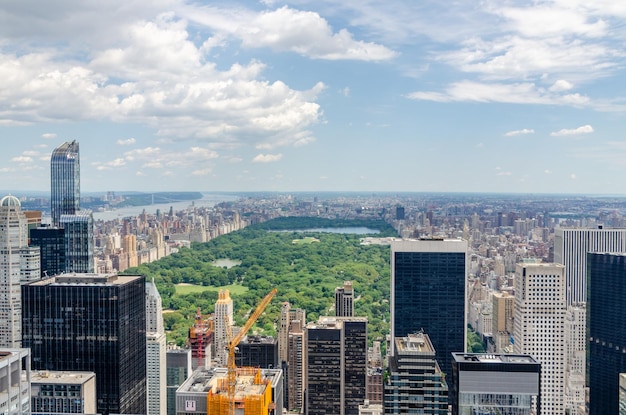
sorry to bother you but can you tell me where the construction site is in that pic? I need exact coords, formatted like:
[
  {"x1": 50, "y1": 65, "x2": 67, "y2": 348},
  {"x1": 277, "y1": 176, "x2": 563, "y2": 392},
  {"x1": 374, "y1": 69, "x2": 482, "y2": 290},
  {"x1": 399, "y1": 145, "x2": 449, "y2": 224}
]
[
  {"x1": 177, "y1": 288, "x2": 281, "y2": 415},
  {"x1": 175, "y1": 367, "x2": 283, "y2": 415}
]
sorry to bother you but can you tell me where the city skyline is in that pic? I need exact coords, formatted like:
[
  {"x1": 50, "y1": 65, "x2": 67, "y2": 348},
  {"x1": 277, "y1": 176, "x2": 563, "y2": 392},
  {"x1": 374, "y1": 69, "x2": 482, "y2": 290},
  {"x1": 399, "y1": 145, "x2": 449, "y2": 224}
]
[{"x1": 2, "y1": 1, "x2": 626, "y2": 194}]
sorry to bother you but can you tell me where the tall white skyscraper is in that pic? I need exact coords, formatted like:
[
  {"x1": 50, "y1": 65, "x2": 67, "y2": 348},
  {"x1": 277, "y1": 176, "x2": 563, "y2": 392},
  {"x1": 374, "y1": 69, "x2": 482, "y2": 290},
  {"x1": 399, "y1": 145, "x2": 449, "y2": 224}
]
[
  {"x1": 146, "y1": 279, "x2": 166, "y2": 415},
  {"x1": 513, "y1": 262, "x2": 566, "y2": 415},
  {"x1": 554, "y1": 227, "x2": 626, "y2": 414},
  {"x1": 214, "y1": 289, "x2": 233, "y2": 366},
  {"x1": 0, "y1": 195, "x2": 40, "y2": 348},
  {"x1": 554, "y1": 227, "x2": 626, "y2": 306}
]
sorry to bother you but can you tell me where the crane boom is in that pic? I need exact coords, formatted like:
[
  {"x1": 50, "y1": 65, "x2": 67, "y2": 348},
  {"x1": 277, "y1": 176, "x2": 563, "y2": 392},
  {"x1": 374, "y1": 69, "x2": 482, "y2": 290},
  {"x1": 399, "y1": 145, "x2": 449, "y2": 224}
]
[{"x1": 226, "y1": 288, "x2": 277, "y2": 415}]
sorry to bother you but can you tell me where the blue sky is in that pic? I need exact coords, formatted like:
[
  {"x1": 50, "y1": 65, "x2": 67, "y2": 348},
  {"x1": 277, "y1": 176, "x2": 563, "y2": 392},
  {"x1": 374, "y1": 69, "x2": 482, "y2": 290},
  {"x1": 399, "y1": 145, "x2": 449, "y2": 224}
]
[{"x1": 1, "y1": 0, "x2": 626, "y2": 194}]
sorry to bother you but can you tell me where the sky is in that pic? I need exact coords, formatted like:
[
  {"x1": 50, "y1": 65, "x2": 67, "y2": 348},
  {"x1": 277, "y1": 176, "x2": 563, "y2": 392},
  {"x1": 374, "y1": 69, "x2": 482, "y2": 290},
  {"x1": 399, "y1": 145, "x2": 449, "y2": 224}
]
[{"x1": 1, "y1": 0, "x2": 626, "y2": 194}]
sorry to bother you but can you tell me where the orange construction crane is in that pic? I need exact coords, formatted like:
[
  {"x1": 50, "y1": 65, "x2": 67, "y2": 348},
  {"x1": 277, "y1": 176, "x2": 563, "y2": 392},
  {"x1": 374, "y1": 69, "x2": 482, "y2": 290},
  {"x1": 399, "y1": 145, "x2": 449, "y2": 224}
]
[{"x1": 225, "y1": 288, "x2": 277, "y2": 415}]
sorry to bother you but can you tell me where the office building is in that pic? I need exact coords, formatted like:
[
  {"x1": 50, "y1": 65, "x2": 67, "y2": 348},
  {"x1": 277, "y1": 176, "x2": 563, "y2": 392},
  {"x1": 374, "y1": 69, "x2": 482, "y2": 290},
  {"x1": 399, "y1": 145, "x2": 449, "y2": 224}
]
[
  {"x1": 492, "y1": 291, "x2": 514, "y2": 353},
  {"x1": 166, "y1": 348, "x2": 192, "y2": 415},
  {"x1": 391, "y1": 238, "x2": 468, "y2": 375},
  {"x1": 587, "y1": 252, "x2": 626, "y2": 415},
  {"x1": 175, "y1": 367, "x2": 283, "y2": 415},
  {"x1": 235, "y1": 335, "x2": 278, "y2": 369},
  {"x1": 384, "y1": 332, "x2": 448, "y2": 415},
  {"x1": 22, "y1": 273, "x2": 146, "y2": 415},
  {"x1": 287, "y1": 319, "x2": 305, "y2": 412},
  {"x1": 31, "y1": 370, "x2": 96, "y2": 415},
  {"x1": 214, "y1": 289, "x2": 233, "y2": 366},
  {"x1": 0, "y1": 195, "x2": 40, "y2": 348},
  {"x1": 513, "y1": 262, "x2": 566, "y2": 415},
  {"x1": 335, "y1": 281, "x2": 354, "y2": 317},
  {"x1": 564, "y1": 305, "x2": 586, "y2": 415},
  {"x1": 305, "y1": 316, "x2": 367, "y2": 415},
  {"x1": 367, "y1": 341, "x2": 383, "y2": 405},
  {"x1": 146, "y1": 279, "x2": 166, "y2": 415},
  {"x1": 450, "y1": 353, "x2": 541, "y2": 415},
  {"x1": 0, "y1": 348, "x2": 31, "y2": 415},
  {"x1": 554, "y1": 227, "x2": 626, "y2": 306},
  {"x1": 60, "y1": 212, "x2": 94, "y2": 273},
  {"x1": 50, "y1": 141, "x2": 80, "y2": 227}
]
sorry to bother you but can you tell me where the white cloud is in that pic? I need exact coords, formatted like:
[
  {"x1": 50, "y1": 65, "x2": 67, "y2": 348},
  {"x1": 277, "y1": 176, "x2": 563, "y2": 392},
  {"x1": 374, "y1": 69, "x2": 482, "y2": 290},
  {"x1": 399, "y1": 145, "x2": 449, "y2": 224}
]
[
  {"x1": 550, "y1": 125, "x2": 594, "y2": 136},
  {"x1": 544, "y1": 169, "x2": 552, "y2": 174},
  {"x1": 184, "y1": 5, "x2": 397, "y2": 61},
  {"x1": 505, "y1": 128, "x2": 535, "y2": 137},
  {"x1": 92, "y1": 158, "x2": 127, "y2": 171},
  {"x1": 253, "y1": 153, "x2": 283, "y2": 163},
  {"x1": 11, "y1": 156, "x2": 33, "y2": 163},
  {"x1": 340, "y1": 87, "x2": 350, "y2": 97},
  {"x1": 570, "y1": 173, "x2": 577, "y2": 179},
  {"x1": 41, "y1": 133, "x2": 57, "y2": 139},
  {"x1": 497, "y1": 171, "x2": 512, "y2": 176},
  {"x1": 550, "y1": 80, "x2": 574, "y2": 92},
  {"x1": 117, "y1": 138, "x2": 136, "y2": 146},
  {"x1": 191, "y1": 168, "x2": 212, "y2": 176}
]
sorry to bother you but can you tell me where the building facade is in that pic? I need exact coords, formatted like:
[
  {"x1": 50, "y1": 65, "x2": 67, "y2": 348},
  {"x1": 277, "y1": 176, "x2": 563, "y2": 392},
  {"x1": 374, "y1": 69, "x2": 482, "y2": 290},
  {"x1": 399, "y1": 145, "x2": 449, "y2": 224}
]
[
  {"x1": 553, "y1": 227, "x2": 626, "y2": 305},
  {"x1": 305, "y1": 316, "x2": 367, "y2": 415},
  {"x1": 513, "y1": 262, "x2": 566, "y2": 415},
  {"x1": 384, "y1": 332, "x2": 448, "y2": 415},
  {"x1": 31, "y1": 370, "x2": 96, "y2": 414},
  {"x1": 60, "y1": 212, "x2": 94, "y2": 273},
  {"x1": 235, "y1": 335, "x2": 278, "y2": 369},
  {"x1": 450, "y1": 353, "x2": 541, "y2": 415},
  {"x1": 214, "y1": 289, "x2": 233, "y2": 366},
  {"x1": 0, "y1": 348, "x2": 31, "y2": 415},
  {"x1": 0, "y1": 195, "x2": 40, "y2": 348},
  {"x1": 166, "y1": 348, "x2": 192, "y2": 415},
  {"x1": 391, "y1": 238, "x2": 468, "y2": 375},
  {"x1": 587, "y1": 252, "x2": 626, "y2": 415},
  {"x1": 335, "y1": 281, "x2": 354, "y2": 317},
  {"x1": 146, "y1": 279, "x2": 166, "y2": 415},
  {"x1": 50, "y1": 141, "x2": 80, "y2": 227},
  {"x1": 22, "y1": 273, "x2": 147, "y2": 415}
]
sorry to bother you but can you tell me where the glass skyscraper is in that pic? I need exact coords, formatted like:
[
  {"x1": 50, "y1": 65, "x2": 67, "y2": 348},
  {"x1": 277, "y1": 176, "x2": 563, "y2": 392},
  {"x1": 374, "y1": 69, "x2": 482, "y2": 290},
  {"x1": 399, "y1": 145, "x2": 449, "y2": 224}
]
[
  {"x1": 60, "y1": 212, "x2": 94, "y2": 273},
  {"x1": 587, "y1": 252, "x2": 626, "y2": 415},
  {"x1": 22, "y1": 273, "x2": 147, "y2": 415},
  {"x1": 391, "y1": 239, "x2": 468, "y2": 376},
  {"x1": 50, "y1": 141, "x2": 80, "y2": 227}
]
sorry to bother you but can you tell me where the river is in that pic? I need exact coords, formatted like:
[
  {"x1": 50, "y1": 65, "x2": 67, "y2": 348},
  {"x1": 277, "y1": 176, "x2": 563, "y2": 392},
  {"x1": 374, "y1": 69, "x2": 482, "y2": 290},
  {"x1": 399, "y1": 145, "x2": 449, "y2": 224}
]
[{"x1": 92, "y1": 193, "x2": 240, "y2": 221}]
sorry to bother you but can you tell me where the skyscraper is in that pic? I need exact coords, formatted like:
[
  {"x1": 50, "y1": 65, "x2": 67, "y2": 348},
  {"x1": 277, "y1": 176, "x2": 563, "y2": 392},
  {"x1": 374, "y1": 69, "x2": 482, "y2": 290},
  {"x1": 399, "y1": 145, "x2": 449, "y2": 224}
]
[
  {"x1": 450, "y1": 353, "x2": 541, "y2": 415},
  {"x1": 29, "y1": 226, "x2": 65, "y2": 278},
  {"x1": 214, "y1": 289, "x2": 233, "y2": 366},
  {"x1": 554, "y1": 227, "x2": 626, "y2": 306},
  {"x1": 50, "y1": 141, "x2": 80, "y2": 227},
  {"x1": 0, "y1": 195, "x2": 40, "y2": 348},
  {"x1": 146, "y1": 279, "x2": 166, "y2": 415},
  {"x1": 22, "y1": 273, "x2": 147, "y2": 415},
  {"x1": 60, "y1": 212, "x2": 94, "y2": 273},
  {"x1": 385, "y1": 332, "x2": 448, "y2": 415},
  {"x1": 390, "y1": 238, "x2": 468, "y2": 375},
  {"x1": 553, "y1": 227, "x2": 626, "y2": 413},
  {"x1": 587, "y1": 252, "x2": 626, "y2": 415},
  {"x1": 305, "y1": 316, "x2": 367, "y2": 415},
  {"x1": 513, "y1": 262, "x2": 566, "y2": 415},
  {"x1": 335, "y1": 280, "x2": 354, "y2": 317}
]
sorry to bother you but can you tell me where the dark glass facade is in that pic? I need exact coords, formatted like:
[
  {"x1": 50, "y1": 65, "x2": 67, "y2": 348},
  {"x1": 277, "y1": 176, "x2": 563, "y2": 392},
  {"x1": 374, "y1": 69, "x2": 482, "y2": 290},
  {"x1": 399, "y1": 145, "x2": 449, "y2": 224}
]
[
  {"x1": 22, "y1": 274, "x2": 146, "y2": 415},
  {"x1": 51, "y1": 141, "x2": 80, "y2": 227},
  {"x1": 60, "y1": 212, "x2": 94, "y2": 273},
  {"x1": 393, "y1": 249, "x2": 466, "y2": 376},
  {"x1": 235, "y1": 335, "x2": 278, "y2": 369},
  {"x1": 29, "y1": 226, "x2": 65, "y2": 277},
  {"x1": 587, "y1": 253, "x2": 626, "y2": 415},
  {"x1": 305, "y1": 318, "x2": 367, "y2": 415}
]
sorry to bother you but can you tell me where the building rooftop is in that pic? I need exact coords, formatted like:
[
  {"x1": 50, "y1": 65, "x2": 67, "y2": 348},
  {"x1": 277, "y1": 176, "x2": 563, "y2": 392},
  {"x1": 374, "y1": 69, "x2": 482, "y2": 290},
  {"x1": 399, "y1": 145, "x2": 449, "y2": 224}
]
[
  {"x1": 29, "y1": 273, "x2": 143, "y2": 286},
  {"x1": 395, "y1": 332, "x2": 435, "y2": 354},
  {"x1": 452, "y1": 353, "x2": 538, "y2": 364},
  {"x1": 32, "y1": 370, "x2": 95, "y2": 385},
  {"x1": 178, "y1": 367, "x2": 281, "y2": 399}
]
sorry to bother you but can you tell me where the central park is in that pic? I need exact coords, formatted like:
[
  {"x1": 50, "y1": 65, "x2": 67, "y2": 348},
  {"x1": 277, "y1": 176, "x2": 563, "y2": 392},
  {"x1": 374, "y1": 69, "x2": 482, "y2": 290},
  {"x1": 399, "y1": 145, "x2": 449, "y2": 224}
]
[{"x1": 124, "y1": 217, "x2": 396, "y2": 347}]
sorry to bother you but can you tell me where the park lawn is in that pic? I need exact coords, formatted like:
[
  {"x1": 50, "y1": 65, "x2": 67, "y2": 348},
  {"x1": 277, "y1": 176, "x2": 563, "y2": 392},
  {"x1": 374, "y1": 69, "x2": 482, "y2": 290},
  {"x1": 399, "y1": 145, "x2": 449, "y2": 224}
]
[
  {"x1": 174, "y1": 283, "x2": 249, "y2": 296},
  {"x1": 292, "y1": 237, "x2": 320, "y2": 244}
]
